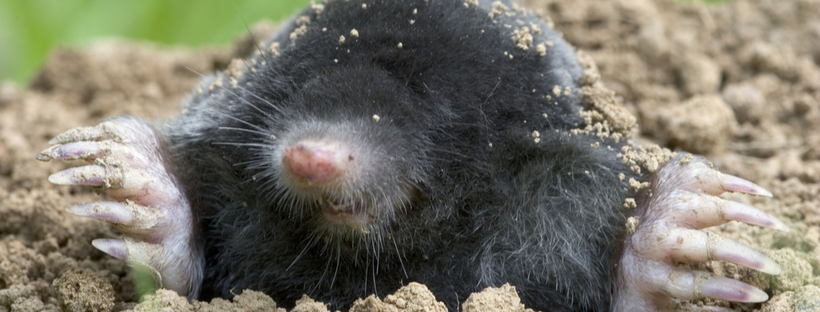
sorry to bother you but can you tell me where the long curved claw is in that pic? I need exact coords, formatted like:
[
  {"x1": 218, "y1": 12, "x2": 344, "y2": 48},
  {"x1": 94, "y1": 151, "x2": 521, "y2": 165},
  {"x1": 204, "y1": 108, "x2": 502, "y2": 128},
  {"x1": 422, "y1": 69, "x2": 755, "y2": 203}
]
[
  {"x1": 658, "y1": 190, "x2": 789, "y2": 231},
  {"x1": 91, "y1": 238, "x2": 175, "y2": 295},
  {"x1": 654, "y1": 154, "x2": 773, "y2": 197},
  {"x1": 66, "y1": 201, "x2": 162, "y2": 239},
  {"x1": 92, "y1": 239, "x2": 127, "y2": 260},
  {"x1": 48, "y1": 165, "x2": 106, "y2": 186},
  {"x1": 650, "y1": 228, "x2": 781, "y2": 275},
  {"x1": 665, "y1": 270, "x2": 769, "y2": 303},
  {"x1": 37, "y1": 142, "x2": 102, "y2": 161},
  {"x1": 48, "y1": 121, "x2": 131, "y2": 145},
  {"x1": 718, "y1": 199, "x2": 788, "y2": 231},
  {"x1": 716, "y1": 174, "x2": 773, "y2": 197},
  {"x1": 48, "y1": 161, "x2": 156, "y2": 201}
]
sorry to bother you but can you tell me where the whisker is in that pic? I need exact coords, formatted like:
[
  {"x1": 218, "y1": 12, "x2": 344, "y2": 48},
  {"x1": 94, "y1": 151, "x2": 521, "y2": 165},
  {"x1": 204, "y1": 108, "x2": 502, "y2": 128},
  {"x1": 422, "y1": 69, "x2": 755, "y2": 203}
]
[
  {"x1": 422, "y1": 82, "x2": 433, "y2": 95},
  {"x1": 287, "y1": 233, "x2": 317, "y2": 271},
  {"x1": 331, "y1": 240, "x2": 341, "y2": 288},
  {"x1": 212, "y1": 142, "x2": 271, "y2": 148},
  {"x1": 371, "y1": 245, "x2": 378, "y2": 296},
  {"x1": 363, "y1": 256, "x2": 369, "y2": 295},
  {"x1": 183, "y1": 66, "x2": 207, "y2": 78},
  {"x1": 224, "y1": 85, "x2": 279, "y2": 118},
  {"x1": 483, "y1": 77, "x2": 502, "y2": 105},
  {"x1": 234, "y1": 84, "x2": 283, "y2": 113},
  {"x1": 212, "y1": 110, "x2": 269, "y2": 133},
  {"x1": 480, "y1": 77, "x2": 502, "y2": 124},
  {"x1": 218, "y1": 126, "x2": 271, "y2": 137},
  {"x1": 233, "y1": 3, "x2": 272, "y2": 64},
  {"x1": 231, "y1": 159, "x2": 267, "y2": 167},
  {"x1": 202, "y1": 75, "x2": 281, "y2": 116},
  {"x1": 186, "y1": 54, "x2": 279, "y2": 116},
  {"x1": 312, "y1": 246, "x2": 335, "y2": 293},
  {"x1": 426, "y1": 147, "x2": 469, "y2": 158}
]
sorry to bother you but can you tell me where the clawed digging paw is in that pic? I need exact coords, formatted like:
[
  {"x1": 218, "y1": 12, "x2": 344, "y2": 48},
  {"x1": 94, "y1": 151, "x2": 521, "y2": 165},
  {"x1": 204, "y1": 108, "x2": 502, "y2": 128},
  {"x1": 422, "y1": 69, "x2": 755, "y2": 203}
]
[
  {"x1": 617, "y1": 154, "x2": 788, "y2": 311},
  {"x1": 37, "y1": 117, "x2": 201, "y2": 298}
]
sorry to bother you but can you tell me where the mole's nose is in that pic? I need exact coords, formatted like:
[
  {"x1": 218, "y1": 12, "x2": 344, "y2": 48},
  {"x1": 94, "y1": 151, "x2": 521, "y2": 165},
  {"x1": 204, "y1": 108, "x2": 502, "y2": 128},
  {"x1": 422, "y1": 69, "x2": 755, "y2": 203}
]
[{"x1": 282, "y1": 140, "x2": 348, "y2": 184}]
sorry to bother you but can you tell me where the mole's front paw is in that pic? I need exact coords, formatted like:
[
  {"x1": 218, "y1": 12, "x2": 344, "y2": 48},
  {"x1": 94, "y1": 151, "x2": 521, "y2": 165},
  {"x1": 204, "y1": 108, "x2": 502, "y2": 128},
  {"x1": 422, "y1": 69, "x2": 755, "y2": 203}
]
[
  {"x1": 37, "y1": 117, "x2": 202, "y2": 298},
  {"x1": 614, "y1": 154, "x2": 788, "y2": 311}
]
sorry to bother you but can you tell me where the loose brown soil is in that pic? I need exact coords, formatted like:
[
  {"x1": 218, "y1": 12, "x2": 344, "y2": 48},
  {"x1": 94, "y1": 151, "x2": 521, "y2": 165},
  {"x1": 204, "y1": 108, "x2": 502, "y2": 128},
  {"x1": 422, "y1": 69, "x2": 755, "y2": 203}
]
[{"x1": 1, "y1": 0, "x2": 818, "y2": 311}]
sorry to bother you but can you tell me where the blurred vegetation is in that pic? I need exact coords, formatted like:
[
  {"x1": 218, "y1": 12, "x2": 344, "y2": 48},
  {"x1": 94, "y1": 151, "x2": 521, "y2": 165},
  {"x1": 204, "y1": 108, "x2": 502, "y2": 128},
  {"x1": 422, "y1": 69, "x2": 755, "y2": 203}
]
[
  {"x1": 0, "y1": 0, "x2": 727, "y2": 85},
  {"x1": 0, "y1": 0, "x2": 311, "y2": 85}
]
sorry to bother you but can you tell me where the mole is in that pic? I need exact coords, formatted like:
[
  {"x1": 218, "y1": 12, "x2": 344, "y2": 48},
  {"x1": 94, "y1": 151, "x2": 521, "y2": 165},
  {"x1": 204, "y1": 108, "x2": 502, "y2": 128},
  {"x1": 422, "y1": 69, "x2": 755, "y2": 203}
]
[{"x1": 36, "y1": 0, "x2": 788, "y2": 311}]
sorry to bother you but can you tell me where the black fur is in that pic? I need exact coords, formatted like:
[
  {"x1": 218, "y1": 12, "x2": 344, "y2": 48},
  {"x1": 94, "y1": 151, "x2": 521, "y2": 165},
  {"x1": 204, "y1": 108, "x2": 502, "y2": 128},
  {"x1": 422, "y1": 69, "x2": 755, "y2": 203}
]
[{"x1": 163, "y1": 0, "x2": 638, "y2": 310}]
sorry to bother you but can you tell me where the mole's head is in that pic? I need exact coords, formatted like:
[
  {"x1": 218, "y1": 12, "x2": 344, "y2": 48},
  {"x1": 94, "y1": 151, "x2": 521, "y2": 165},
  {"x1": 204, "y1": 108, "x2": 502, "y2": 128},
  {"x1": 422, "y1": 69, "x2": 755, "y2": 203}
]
[{"x1": 247, "y1": 65, "x2": 434, "y2": 240}]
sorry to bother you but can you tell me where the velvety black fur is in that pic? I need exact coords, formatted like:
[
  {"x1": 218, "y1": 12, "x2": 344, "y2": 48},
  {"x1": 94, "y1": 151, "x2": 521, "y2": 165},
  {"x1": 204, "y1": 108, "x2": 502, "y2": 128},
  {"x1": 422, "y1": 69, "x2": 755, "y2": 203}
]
[{"x1": 163, "y1": 0, "x2": 638, "y2": 311}]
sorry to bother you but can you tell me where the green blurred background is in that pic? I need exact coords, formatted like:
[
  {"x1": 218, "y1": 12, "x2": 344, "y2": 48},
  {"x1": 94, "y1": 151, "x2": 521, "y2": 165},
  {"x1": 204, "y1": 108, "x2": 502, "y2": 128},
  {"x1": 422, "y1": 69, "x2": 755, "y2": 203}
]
[
  {"x1": 0, "y1": 0, "x2": 312, "y2": 85},
  {"x1": 0, "y1": 0, "x2": 725, "y2": 85}
]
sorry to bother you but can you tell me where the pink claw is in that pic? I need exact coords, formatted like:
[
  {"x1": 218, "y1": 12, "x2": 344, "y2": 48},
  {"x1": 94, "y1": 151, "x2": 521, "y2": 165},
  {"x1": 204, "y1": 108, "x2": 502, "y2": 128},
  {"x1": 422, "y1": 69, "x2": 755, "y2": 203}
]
[
  {"x1": 646, "y1": 228, "x2": 781, "y2": 275},
  {"x1": 711, "y1": 237, "x2": 781, "y2": 274},
  {"x1": 699, "y1": 276, "x2": 769, "y2": 302},
  {"x1": 92, "y1": 239, "x2": 127, "y2": 260},
  {"x1": 676, "y1": 159, "x2": 773, "y2": 197},
  {"x1": 48, "y1": 165, "x2": 106, "y2": 186},
  {"x1": 36, "y1": 142, "x2": 102, "y2": 161},
  {"x1": 659, "y1": 154, "x2": 773, "y2": 197},
  {"x1": 65, "y1": 201, "x2": 162, "y2": 234},
  {"x1": 722, "y1": 200, "x2": 789, "y2": 232},
  {"x1": 717, "y1": 174, "x2": 773, "y2": 197},
  {"x1": 666, "y1": 192, "x2": 789, "y2": 231},
  {"x1": 48, "y1": 121, "x2": 131, "y2": 145},
  {"x1": 664, "y1": 269, "x2": 769, "y2": 303},
  {"x1": 66, "y1": 202, "x2": 133, "y2": 224}
]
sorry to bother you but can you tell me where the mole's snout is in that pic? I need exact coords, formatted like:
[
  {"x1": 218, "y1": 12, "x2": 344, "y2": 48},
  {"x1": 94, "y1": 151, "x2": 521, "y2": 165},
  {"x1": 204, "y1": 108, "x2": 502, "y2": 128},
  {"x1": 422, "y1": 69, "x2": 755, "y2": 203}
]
[{"x1": 281, "y1": 140, "x2": 352, "y2": 185}]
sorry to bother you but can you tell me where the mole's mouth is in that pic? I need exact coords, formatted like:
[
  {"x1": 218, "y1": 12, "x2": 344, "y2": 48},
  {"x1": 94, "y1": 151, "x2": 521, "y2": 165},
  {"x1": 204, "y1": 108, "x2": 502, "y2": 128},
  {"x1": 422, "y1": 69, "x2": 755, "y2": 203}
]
[{"x1": 321, "y1": 197, "x2": 371, "y2": 228}]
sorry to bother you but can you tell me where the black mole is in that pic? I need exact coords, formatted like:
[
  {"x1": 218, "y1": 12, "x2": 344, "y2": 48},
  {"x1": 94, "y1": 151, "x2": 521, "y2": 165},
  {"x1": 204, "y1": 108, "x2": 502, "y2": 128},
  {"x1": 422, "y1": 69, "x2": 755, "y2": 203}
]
[{"x1": 38, "y1": 0, "x2": 788, "y2": 311}]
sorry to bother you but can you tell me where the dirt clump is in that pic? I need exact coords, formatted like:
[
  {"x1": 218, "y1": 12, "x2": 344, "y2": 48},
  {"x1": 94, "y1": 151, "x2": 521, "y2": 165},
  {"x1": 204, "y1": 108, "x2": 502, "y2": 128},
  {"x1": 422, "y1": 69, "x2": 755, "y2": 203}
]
[{"x1": 52, "y1": 269, "x2": 116, "y2": 312}]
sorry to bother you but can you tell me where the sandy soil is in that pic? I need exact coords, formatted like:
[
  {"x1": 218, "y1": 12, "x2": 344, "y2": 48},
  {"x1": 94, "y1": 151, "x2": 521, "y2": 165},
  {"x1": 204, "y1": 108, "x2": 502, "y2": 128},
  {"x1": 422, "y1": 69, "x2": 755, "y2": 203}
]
[{"x1": 1, "y1": 0, "x2": 819, "y2": 311}]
